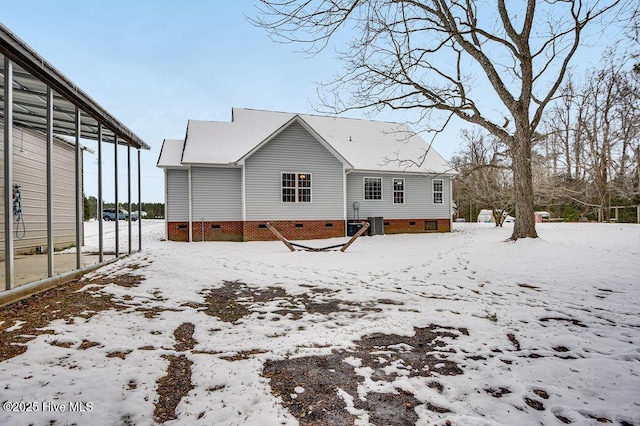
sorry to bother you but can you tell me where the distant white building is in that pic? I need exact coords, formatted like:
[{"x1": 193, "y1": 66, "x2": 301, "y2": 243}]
[{"x1": 157, "y1": 108, "x2": 456, "y2": 241}]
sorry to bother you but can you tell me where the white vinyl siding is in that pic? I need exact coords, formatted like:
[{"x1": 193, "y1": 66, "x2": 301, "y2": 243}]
[
  {"x1": 244, "y1": 121, "x2": 343, "y2": 221},
  {"x1": 346, "y1": 172, "x2": 450, "y2": 220},
  {"x1": 166, "y1": 169, "x2": 189, "y2": 221},
  {"x1": 191, "y1": 167, "x2": 242, "y2": 221}
]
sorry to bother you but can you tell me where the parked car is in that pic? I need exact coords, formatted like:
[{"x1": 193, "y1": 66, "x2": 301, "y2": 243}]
[
  {"x1": 102, "y1": 208, "x2": 125, "y2": 221},
  {"x1": 124, "y1": 211, "x2": 138, "y2": 221}
]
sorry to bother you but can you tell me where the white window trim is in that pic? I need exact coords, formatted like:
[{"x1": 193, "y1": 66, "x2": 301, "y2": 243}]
[
  {"x1": 392, "y1": 177, "x2": 405, "y2": 204},
  {"x1": 363, "y1": 176, "x2": 383, "y2": 201},
  {"x1": 433, "y1": 178, "x2": 444, "y2": 204},
  {"x1": 281, "y1": 171, "x2": 313, "y2": 203}
]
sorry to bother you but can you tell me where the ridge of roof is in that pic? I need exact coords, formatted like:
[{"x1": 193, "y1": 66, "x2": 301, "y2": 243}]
[
  {"x1": 159, "y1": 108, "x2": 456, "y2": 175},
  {"x1": 231, "y1": 107, "x2": 406, "y2": 126}
]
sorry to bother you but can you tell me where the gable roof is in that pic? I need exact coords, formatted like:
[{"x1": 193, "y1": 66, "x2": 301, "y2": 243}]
[
  {"x1": 235, "y1": 114, "x2": 352, "y2": 168},
  {"x1": 156, "y1": 138, "x2": 186, "y2": 168},
  {"x1": 159, "y1": 108, "x2": 455, "y2": 175}
]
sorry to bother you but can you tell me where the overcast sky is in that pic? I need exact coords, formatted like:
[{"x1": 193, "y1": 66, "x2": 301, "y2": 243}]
[{"x1": 1, "y1": 1, "x2": 628, "y2": 203}]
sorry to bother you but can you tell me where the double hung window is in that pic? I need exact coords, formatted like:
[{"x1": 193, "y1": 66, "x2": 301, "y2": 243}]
[
  {"x1": 393, "y1": 178, "x2": 405, "y2": 204},
  {"x1": 282, "y1": 173, "x2": 312, "y2": 203},
  {"x1": 433, "y1": 179, "x2": 443, "y2": 204},
  {"x1": 364, "y1": 177, "x2": 382, "y2": 200}
]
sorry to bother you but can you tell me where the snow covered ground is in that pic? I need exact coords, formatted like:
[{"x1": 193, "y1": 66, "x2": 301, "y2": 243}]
[{"x1": 1, "y1": 220, "x2": 639, "y2": 425}]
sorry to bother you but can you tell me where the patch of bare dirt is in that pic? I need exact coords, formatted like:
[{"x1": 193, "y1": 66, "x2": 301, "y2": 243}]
[
  {"x1": 263, "y1": 324, "x2": 465, "y2": 425},
  {"x1": 220, "y1": 349, "x2": 268, "y2": 361},
  {"x1": 540, "y1": 317, "x2": 587, "y2": 328},
  {"x1": 524, "y1": 397, "x2": 545, "y2": 411},
  {"x1": 198, "y1": 281, "x2": 287, "y2": 323},
  {"x1": 199, "y1": 281, "x2": 400, "y2": 323},
  {"x1": 507, "y1": 333, "x2": 521, "y2": 351},
  {"x1": 106, "y1": 350, "x2": 132, "y2": 359},
  {"x1": 517, "y1": 283, "x2": 541, "y2": 291},
  {"x1": 154, "y1": 354, "x2": 194, "y2": 423},
  {"x1": 78, "y1": 340, "x2": 101, "y2": 350},
  {"x1": 533, "y1": 389, "x2": 549, "y2": 399},
  {"x1": 174, "y1": 322, "x2": 197, "y2": 352},
  {"x1": 0, "y1": 270, "x2": 144, "y2": 362},
  {"x1": 154, "y1": 322, "x2": 198, "y2": 423},
  {"x1": 485, "y1": 387, "x2": 512, "y2": 398}
]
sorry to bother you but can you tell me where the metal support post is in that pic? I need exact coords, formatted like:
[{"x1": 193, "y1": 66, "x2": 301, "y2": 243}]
[
  {"x1": 98, "y1": 124, "x2": 103, "y2": 263},
  {"x1": 3, "y1": 56, "x2": 14, "y2": 290},
  {"x1": 46, "y1": 86, "x2": 54, "y2": 277},
  {"x1": 127, "y1": 140, "x2": 132, "y2": 254},
  {"x1": 114, "y1": 135, "x2": 119, "y2": 257},
  {"x1": 138, "y1": 149, "x2": 142, "y2": 251},
  {"x1": 75, "y1": 107, "x2": 82, "y2": 269}
]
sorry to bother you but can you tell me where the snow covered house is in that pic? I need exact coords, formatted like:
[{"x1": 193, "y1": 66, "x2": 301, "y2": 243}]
[{"x1": 157, "y1": 108, "x2": 456, "y2": 242}]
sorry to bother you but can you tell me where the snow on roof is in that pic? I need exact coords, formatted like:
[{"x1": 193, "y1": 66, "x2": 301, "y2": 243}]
[
  {"x1": 156, "y1": 138, "x2": 186, "y2": 168},
  {"x1": 161, "y1": 108, "x2": 456, "y2": 174}
]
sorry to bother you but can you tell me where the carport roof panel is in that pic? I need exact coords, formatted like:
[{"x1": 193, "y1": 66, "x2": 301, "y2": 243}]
[{"x1": 0, "y1": 24, "x2": 149, "y2": 149}]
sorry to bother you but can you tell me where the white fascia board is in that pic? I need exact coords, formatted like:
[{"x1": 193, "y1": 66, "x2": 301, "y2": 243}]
[
  {"x1": 181, "y1": 162, "x2": 240, "y2": 168},
  {"x1": 159, "y1": 165, "x2": 190, "y2": 170},
  {"x1": 349, "y1": 168, "x2": 457, "y2": 177}
]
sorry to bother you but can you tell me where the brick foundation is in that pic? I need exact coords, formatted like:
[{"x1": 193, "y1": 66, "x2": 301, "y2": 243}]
[
  {"x1": 167, "y1": 222, "x2": 190, "y2": 242},
  {"x1": 244, "y1": 220, "x2": 345, "y2": 241},
  {"x1": 167, "y1": 220, "x2": 345, "y2": 241},
  {"x1": 167, "y1": 218, "x2": 450, "y2": 242},
  {"x1": 191, "y1": 221, "x2": 244, "y2": 242},
  {"x1": 382, "y1": 218, "x2": 451, "y2": 234}
]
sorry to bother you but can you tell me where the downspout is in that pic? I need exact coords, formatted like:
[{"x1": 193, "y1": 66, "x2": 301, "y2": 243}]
[
  {"x1": 241, "y1": 163, "x2": 246, "y2": 221},
  {"x1": 188, "y1": 167, "x2": 193, "y2": 242},
  {"x1": 343, "y1": 167, "x2": 348, "y2": 236},
  {"x1": 163, "y1": 170, "x2": 168, "y2": 241},
  {"x1": 449, "y1": 176, "x2": 454, "y2": 231}
]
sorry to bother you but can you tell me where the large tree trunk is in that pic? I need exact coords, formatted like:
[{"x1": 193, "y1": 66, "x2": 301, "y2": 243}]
[{"x1": 511, "y1": 131, "x2": 538, "y2": 240}]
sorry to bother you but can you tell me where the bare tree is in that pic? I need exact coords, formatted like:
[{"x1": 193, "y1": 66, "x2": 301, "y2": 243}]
[
  {"x1": 537, "y1": 53, "x2": 640, "y2": 220},
  {"x1": 450, "y1": 129, "x2": 513, "y2": 224},
  {"x1": 253, "y1": 0, "x2": 628, "y2": 239}
]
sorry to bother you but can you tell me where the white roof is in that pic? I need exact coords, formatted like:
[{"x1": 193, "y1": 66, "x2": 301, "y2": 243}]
[
  {"x1": 159, "y1": 108, "x2": 455, "y2": 174},
  {"x1": 156, "y1": 139, "x2": 186, "y2": 168}
]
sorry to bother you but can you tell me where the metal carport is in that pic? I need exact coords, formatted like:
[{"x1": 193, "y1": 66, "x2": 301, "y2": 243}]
[{"x1": 0, "y1": 24, "x2": 150, "y2": 303}]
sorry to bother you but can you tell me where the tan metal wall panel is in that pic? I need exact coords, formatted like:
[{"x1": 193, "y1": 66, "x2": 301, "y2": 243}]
[{"x1": 0, "y1": 127, "x2": 77, "y2": 258}]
